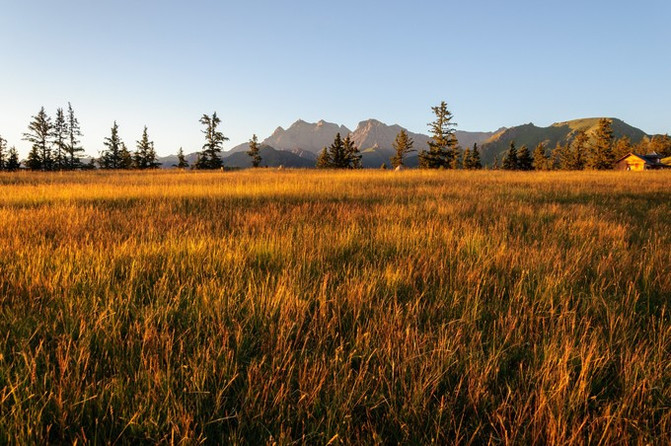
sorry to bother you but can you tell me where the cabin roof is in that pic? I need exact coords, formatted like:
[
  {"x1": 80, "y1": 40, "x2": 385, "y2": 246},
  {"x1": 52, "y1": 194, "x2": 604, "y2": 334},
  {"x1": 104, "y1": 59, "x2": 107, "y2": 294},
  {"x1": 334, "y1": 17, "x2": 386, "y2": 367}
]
[{"x1": 615, "y1": 152, "x2": 666, "y2": 165}]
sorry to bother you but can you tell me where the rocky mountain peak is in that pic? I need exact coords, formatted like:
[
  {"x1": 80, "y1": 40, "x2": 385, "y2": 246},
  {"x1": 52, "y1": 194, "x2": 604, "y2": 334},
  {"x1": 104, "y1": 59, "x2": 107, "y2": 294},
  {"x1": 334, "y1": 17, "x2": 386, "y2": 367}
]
[{"x1": 260, "y1": 119, "x2": 352, "y2": 154}]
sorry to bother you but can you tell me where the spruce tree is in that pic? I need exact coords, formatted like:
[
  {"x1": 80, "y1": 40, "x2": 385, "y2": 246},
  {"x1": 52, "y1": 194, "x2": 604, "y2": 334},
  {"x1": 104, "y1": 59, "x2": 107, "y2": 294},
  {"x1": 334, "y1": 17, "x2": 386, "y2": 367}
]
[
  {"x1": 23, "y1": 107, "x2": 52, "y2": 171},
  {"x1": 132, "y1": 146, "x2": 143, "y2": 169},
  {"x1": 6, "y1": 147, "x2": 20, "y2": 171},
  {"x1": 390, "y1": 129, "x2": 414, "y2": 168},
  {"x1": 315, "y1": 148, "x2": 331, "y2": 168},
  {"x1": 565, "y1": 131, "x2": 588, "y2": 170},
  {"x1": 100, "y1": 121, "x2": 124, "y2": 169},
  {"x1": 343, "y1": 134, "x2": 361, "y2": 168},
  {"x1": 196, "y1": 112, "x2": 228, "y2": 169},
  {"x1": 419, "y1": 101, "x2": 458, "y2": 168},
  {"x1": 553, "y1": 142, "x2": 569, "y2": 170},
  {"x1": 632, "y1": 139, "x2": 649, "y2": 155},
  {"x1": 532, "y1": 143, "x2": 549, "y2": 170},
  {"x1": 26, "y1": 145, "x2": 42, "y2": 170},
  {"x1": 175, "y1": 147, "x2": 189, "y2": 168},
  {"x1": 502, "y1": 141, "x2": 518, "y2": 170},
  {"x1": 120, "y1": 143, "x2": 133, "y2": 169},
  {"x1": 316, "y1": 133, "x2": 361, "y2": 169},
  {"x1": 146, "y1": 142, "x2": 159, "y2": 169},
  {"x1": 247, "y1": 134, "x2": 262, "y2": 168},
  {"x1": 648, "y1": 134, "x2": 671, "y2": 157},
  {"x1": 471, "y1": 143, "x2": 482, "y2": 169},
  {"x1": 613, "y1": 136, "x2": 632, "y2": 161},
  {"x1": 134, "y1": 126, "x2": 158, "y2": 169},
  {"x1": 587, "y1": 118, "x2": 615, "y2": 169},
  {"x1": 462, "y1": 147, "x2": 472, "y2": 169},
  {"x1": 51, "y1": 108, "x2": 68, "y2": 170},
  {"x1": 517, "y1": 145, "x2": 533, "y2": 170},
  {"x1": 65, "y1": 102, "x2": 84, "y2": 169},
  {"x1": 328, "y1": 133, "x2": 347, "y2": 168},
  {"x1": 449, "y1": 146, "x2": 462, "y2": 169}
]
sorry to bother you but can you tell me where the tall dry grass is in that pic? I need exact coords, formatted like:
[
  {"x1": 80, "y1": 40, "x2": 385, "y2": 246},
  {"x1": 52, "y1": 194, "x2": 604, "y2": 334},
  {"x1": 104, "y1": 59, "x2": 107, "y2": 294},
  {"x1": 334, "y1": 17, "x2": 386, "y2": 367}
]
[{"x1": 0, "y1": 169, "x2": 669, "y2": 444}]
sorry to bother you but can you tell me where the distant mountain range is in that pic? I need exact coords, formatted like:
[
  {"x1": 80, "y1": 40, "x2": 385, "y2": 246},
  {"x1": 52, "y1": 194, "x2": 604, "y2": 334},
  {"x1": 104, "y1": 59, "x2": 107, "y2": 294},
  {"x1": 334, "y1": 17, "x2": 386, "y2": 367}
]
[{"x1": 158, "y1": 117, "x2": 657, "y2": 168}]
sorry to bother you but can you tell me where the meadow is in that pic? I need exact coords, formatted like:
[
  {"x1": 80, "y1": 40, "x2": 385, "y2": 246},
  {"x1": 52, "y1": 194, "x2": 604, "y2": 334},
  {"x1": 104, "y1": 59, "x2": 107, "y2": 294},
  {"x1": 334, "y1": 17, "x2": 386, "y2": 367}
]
[{"x1": 0, "y1": 169, "x2": 670, "y2": 444}]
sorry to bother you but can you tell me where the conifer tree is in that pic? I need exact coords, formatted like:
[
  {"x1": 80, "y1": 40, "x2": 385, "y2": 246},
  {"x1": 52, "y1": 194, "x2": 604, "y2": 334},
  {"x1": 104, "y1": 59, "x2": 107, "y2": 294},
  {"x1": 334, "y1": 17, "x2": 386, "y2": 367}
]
[
  {"x1": 135, "y1": 151, "x2": 145, "y2": 169},
  {"x1": 449, "y1": 146, "x2": 462, "y2": 169},
  {"x1": 175, "y1": 147, "x2": 189, "y2": 168},
  {"x1": 316, "y1": 133, "x2": 361, "y2": 169},
  {"x1": 565, "y1": 131, "x2": 588, "y2": 170},
  {"x1": 502, "y1": 141, "x2": 518, "y2": 170},
  {"x1": 391, "y1": 129, "x2": 414, "y2": 168},
  {"x1": 419, "y1": 101, "x2": 458, "y2": 168},
  {"x1": 315, "y1": 148, "x2": 331, "y2": 168},
  {"x1": 532, "y1": 142, "x2": 550, "y2": 170},
  {"x1": 587, "y1": 118, "x2": 615, "y2": 169},
  {"x1": 26, "y1": 146, "x2": 42, "y2": 170},
  {"x1": 120, "y1": 143, "x2": 133, "y2": 169},
  {"x1": 100, "y1": 121, "x2": 124, "y2": 169},
  {"x1": 471, "y1": 143, "x2": 482, "y2": 169},
  {"x1": 6, "y1": 147, "x2": 20, "y2": 171},
  {"x1": 196, "y1": 112, "x2": 228, "y2": 169},
  {"x1": 613, "y1": 136, "x2": 632, "y2": 161},
  {"x1": 327, "y1": 133, "x2": 347, "y2": 168},
  {"x1": 146, "y1": 143, "x2": 159, "y2": 169},
  {"x1": 633, "y1": 139, "x2": 649, "y2": 155},
  {"x1": 134, "y1": 126, "x2": 158, "y2": 169},
  {"x1": 247, "y1": 134, "x2": 262, "y2": 168},
  {"x1": 462, "y1": 147, "x2": 472, "y2": 169},
  {"x1": 647, "y1": 134, "x2": 671, "y2": 157},
  {"x1": 23, "y1": 107, "x2": 52, "y2": 171},
  {"x1": 343, "y1": 134, "x2": 361, "y2": 168},
  {"x1": 65, "y1": 103, "x2": 84, "y2": 169},
  {"x1": 51, "y1": 108, "x2": 68, "y2": 170},
  {"x1": 553, "y1": 142, "x2": 568, "y2": 170},
  {"x1": 517, "y1": 145, "x2": 533, "y2": 170},
  {"x1": 133, "y1": 143, "x2": 144, "y2": 169}
]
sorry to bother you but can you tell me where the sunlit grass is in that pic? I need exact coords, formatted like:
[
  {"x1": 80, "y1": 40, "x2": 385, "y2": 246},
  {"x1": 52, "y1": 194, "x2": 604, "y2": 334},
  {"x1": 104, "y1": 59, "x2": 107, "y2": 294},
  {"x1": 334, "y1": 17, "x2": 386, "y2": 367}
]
[{"x1": 1, "y1": 169, "x2": 670, "y2": 444}]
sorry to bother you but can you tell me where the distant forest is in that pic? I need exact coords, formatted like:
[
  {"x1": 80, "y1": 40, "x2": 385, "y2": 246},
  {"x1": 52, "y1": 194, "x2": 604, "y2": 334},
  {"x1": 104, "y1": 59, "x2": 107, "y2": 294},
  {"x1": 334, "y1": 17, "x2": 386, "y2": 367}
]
[{"x1": 1, "y1": 102, "x2": 670, "y2": 172}]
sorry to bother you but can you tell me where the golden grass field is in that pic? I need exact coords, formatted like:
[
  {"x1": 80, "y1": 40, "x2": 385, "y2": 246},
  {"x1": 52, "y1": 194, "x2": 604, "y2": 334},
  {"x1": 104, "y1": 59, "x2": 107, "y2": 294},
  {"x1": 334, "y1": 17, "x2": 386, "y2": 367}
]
[{"x1": 1, "y1": 169, "x2": 670, "y2": 444}]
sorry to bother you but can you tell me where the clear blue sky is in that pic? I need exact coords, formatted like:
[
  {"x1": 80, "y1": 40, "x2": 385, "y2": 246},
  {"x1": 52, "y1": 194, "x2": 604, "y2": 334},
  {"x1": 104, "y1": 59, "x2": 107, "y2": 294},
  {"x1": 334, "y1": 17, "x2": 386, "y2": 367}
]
[{"x1": 1, "y1": 0, "x2": 670, "y2": 157}]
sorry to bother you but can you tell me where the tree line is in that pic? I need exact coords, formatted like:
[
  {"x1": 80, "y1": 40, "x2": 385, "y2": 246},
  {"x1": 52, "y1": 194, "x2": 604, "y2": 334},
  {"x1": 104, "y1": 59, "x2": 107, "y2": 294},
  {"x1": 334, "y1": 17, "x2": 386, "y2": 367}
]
[
  {"x1": 0, "y1": 104, "x2": 160, "y2": 171},
  {"x1": 0, "y1": 107, "x2": 255, "y2": 171},
  {"x1": 386, "y1": 105, "x2": 669, "y2": 171},
  {"x1": 2, "y1": 103, "x2": 669, "y2": 172},
  {"x1": 496, "y1": 119, "x2": 671, "y2": 171}
]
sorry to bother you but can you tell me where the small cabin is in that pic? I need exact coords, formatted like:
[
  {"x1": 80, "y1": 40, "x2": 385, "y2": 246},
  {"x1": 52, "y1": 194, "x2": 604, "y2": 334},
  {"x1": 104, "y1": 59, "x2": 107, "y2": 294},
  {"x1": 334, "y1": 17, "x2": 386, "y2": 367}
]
[{"x1": 615, "y1": 152, "x2": 670, "y2": 171}]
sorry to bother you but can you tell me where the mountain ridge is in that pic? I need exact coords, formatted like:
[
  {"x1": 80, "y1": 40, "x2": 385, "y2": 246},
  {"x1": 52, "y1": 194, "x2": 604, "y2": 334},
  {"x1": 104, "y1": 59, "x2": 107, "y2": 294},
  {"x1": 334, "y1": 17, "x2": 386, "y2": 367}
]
[
  {"x1": 158, "y1": 117, "x2": 657, "y2": 168},
  {"x1": 479, "y1": 117, "x2": 650, "y2": 164}
]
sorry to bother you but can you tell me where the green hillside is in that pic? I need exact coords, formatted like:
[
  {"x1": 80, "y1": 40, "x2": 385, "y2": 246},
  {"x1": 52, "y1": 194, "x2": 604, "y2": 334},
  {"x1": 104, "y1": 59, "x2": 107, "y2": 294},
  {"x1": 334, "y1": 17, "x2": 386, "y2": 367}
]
[{"x1": 480, "y1": 118, "x2": 649, "y2": 165}]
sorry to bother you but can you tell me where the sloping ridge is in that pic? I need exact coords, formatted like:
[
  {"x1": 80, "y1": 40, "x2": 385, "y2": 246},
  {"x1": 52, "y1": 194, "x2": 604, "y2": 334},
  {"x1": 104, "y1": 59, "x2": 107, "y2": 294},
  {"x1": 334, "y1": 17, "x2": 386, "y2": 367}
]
[
  {"x1": 259, "y1": 119, "x2": 351, "y2": 154},
  {"x1": 479, "y1": 118, "x2": 649, "y2": 165}
]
